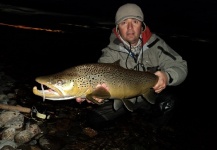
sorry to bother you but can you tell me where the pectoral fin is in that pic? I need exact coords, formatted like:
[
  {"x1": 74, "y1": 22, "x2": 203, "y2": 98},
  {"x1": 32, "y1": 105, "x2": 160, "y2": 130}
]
[
  {"x1": 86, "y1": 87, "x2": 111, "y2": 105},
  {"x1": 142, "y1": 88, "x2": 157, "y2": 104}
]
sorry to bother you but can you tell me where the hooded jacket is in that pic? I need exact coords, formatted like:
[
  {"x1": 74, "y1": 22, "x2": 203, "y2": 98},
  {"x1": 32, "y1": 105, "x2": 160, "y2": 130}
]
[{"x1": 98, "y1": 26, "x2": 187, "y2": 86}]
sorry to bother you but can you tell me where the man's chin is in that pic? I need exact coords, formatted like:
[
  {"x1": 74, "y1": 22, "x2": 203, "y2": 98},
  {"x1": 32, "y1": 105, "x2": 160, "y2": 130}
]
[{"x1": 126, "y1": 39, "x2": 136, "y2": 45}]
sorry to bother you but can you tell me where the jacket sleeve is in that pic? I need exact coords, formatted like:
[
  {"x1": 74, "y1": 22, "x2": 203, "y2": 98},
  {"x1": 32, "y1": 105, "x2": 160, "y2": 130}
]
[
  {"x1": 97, "y1": 47, "x2": 119, "y2": 63},
  {"x1": 156, "y1": 38, "x2": 188, "y2": 86}
]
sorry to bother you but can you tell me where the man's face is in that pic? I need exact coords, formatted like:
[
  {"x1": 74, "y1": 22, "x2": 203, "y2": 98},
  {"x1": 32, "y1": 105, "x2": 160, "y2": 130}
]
[{"x1": 117, "y1": 18, "x2": 143, "y2": 46}]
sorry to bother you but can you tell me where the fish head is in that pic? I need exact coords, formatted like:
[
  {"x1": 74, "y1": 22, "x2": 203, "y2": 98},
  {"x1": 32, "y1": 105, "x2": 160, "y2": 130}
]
[{"x1": 33, "y1": 71, "x2": 80, "y2": 100}]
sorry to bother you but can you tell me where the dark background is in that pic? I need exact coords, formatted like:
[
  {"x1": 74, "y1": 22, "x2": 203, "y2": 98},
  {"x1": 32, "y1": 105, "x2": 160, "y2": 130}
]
[{"x1": 0, "y1": 0, "x2": 216, "y2": 149}]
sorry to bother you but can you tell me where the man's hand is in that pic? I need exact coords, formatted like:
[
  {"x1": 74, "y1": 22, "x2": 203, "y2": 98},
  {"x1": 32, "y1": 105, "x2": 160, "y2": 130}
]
[
  {"x1": 75, "y1": 97, "x2": 103, "y2": 104},
  {"x1": 75, "y1": 83, "x2": 109, "y2": 104},
  {"x1": 76, "y1": 97, "x2": 92, "y2": 103},
  {"x1": 153, "y1": 71, "x2": 168, "y2": 93}
]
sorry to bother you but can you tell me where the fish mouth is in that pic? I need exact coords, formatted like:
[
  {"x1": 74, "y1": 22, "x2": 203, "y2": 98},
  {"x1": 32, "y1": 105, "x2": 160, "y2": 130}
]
[{"x1": 33, "y1": 83, "x2": 64, "y2": 100}]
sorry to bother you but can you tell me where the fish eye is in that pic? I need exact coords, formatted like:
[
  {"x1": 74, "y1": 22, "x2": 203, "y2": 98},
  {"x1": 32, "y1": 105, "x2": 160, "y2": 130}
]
[{"x1": 57, "y1": 80, "x2": 64, "y2": 85}]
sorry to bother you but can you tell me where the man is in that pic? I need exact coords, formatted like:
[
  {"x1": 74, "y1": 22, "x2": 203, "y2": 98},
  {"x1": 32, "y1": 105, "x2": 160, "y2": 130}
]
[{"x1": 76, "y1": 3, "x2": 187, "y2": 128}]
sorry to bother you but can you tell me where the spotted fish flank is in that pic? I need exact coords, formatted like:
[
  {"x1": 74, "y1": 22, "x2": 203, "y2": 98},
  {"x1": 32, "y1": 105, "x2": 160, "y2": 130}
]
[{"x1": 32, "y1": 60, "x2": 158, "y2": 112}]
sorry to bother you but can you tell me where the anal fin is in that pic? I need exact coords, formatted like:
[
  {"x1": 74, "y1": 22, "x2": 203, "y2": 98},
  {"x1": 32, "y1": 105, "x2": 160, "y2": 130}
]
[{"x1": 122, "y1": 99, "x2": 135, "y2": 112}]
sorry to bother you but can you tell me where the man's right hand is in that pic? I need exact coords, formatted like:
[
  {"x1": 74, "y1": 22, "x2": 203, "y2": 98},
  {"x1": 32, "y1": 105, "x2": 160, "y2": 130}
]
[
  {"x1": 75, "y1": 83, "x2": 109, "y2": 104},
  {"x1": 76, "y1": 97, "x2": 104, "y2": 104},
  {"x1": 76, "y1": 97, "x2": 93, "y2": 104}
]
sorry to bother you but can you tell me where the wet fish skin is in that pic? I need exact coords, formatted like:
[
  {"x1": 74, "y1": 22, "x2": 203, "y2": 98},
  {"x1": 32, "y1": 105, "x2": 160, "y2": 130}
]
[{"x1": 33, "y1": 61, "x2": 158, "y2": 112}]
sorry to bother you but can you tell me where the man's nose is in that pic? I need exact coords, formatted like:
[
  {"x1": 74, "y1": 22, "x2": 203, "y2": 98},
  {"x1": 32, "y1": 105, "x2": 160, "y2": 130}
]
[{"x1": 127, "y1": 22, "x2": 133, "y2": 29}]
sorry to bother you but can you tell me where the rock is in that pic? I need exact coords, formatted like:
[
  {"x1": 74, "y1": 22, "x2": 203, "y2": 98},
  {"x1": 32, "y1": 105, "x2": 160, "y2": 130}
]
[
  {"x1": 1, "y1": 145, "x2": 16, "y2": 150},
  {"x1": 26, "y1": 124, "x2": 41, "y2": 138},
  {"x1": 14, "y1": 130, "x2": 33, "y2": 144},
  {"x1": 83, "y1": 127, "x2": 98, "y2": 137},
  {"x1": 1, "y1": 127, "x2": 16, "y2": 141},
  {"x1": 0, "y1": 111, "x2": 22, "y2": 128},
  {"x1": 0, "y1": 94, "x2": 8, "y2": 102},
  {"x1": 4, "y1": 113, "x2": 24, "y2": 129},
  {"x1": 0, "y1": 140, "x2": 17, "y2": 149}
]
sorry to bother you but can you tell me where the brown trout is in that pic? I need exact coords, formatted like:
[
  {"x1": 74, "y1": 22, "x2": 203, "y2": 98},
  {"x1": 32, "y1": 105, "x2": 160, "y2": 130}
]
[{"x1": 33, "y1": 61, "x2": 158, "y2": 112}]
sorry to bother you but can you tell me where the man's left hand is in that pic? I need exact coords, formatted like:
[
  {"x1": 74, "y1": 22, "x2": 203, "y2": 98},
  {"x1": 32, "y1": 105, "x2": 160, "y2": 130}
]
[{"x1": 153, "y1": 71, "x2": 168, "y2": 93}]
